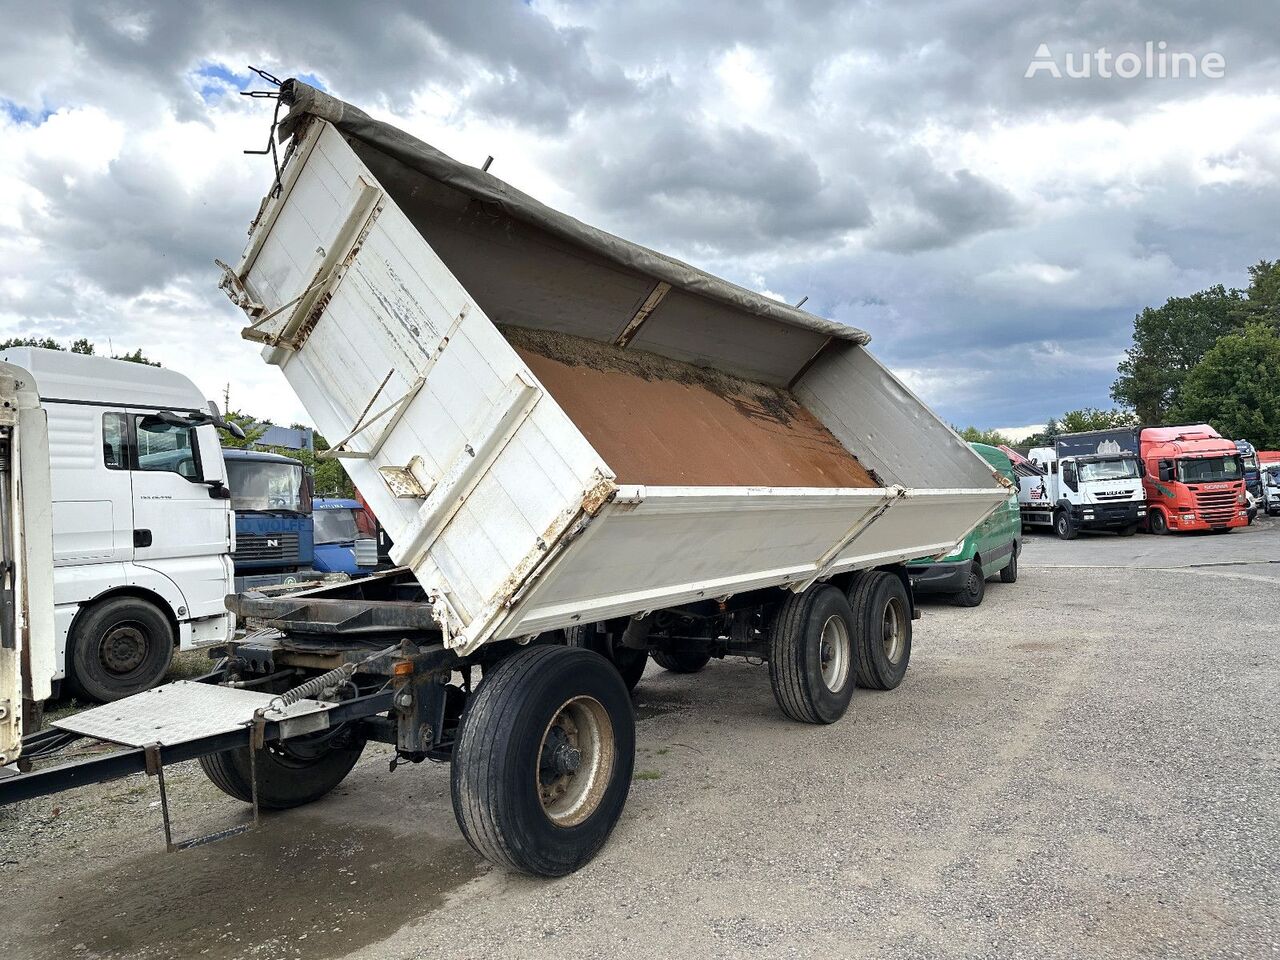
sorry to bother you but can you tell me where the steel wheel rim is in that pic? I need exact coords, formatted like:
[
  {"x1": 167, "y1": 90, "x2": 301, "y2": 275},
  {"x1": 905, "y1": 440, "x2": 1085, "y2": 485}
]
[
  {"x1": 882, "y1": 597, "x2": 905, "y2": 664},
  {"x1": 99, "y1": 621, "x2": 149, "y2": 676},
  {"x1": 818, "y1": 614, "x2": 851, "y2": 692},
  {"x1": 538, "y1": 695, "x2": 614, "y2": 827}
]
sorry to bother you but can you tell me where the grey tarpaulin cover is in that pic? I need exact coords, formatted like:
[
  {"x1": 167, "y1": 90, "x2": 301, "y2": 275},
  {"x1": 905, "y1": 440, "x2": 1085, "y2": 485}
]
[{"x1": 275, "y1": 79, "x2": 870, "y2": 359}]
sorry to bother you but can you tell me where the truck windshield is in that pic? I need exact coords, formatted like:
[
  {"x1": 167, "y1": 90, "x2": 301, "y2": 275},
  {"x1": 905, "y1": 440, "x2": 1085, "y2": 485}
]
[
  {"x1": 226, "y1": 459, "x2": 307, "y2": 513},
  {"x1": 314, "y1": 508, "x2": 360, "y2": 544},
  {"x1": 1177, "y1": 455, "x2": 1243, "y2": 484},
  {"x1": 1078, "y1": 458, "x2": 1140, "y2": 482}
]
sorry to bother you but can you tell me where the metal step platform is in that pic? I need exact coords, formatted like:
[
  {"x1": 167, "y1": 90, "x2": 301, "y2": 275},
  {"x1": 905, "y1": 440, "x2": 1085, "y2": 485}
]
[{"x1": 54, "y1": 680, "x2": 339, "y2": 747}]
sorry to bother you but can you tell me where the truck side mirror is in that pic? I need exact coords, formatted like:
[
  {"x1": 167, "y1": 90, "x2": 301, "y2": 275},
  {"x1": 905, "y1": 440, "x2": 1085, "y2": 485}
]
[
  {"x1": 1137, "y1": 461, "x2": 1146, "y2": 478},
  {"x1": 1158, "y1": 461, "x2": 1175, "y2": 482},
  {"x1": 1062, "y1": 463, "x2": 1077, "y2": 492}
]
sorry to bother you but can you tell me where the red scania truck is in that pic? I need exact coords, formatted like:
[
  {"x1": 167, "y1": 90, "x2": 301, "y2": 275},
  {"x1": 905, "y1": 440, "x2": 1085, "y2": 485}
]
[{"x1": 1137, "y1": 425, "x2": 1249, "y2": 534}]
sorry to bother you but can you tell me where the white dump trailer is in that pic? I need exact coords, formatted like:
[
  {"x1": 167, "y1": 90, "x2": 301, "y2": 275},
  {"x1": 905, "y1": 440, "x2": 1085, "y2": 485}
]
[{"x1": 2, "y1": 80, "x2": 1007, "y2": 877}]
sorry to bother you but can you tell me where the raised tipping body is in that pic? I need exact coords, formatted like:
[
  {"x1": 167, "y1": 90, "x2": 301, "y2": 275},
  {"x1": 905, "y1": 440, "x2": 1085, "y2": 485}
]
[{"x1": 0, "y1": 79, "x2": 1010, "y2": 879}]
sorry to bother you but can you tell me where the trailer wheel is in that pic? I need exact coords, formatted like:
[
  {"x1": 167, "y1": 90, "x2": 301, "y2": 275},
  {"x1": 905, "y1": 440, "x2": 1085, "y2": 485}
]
[
  {"x1": 199, "y1": 726, "x2": 366, "y2": 810},
  {"x1": 999, "y1": 545, "x2": 1019, "y2": 583},
  {"x1": 952, "y1": 561, "x2": 986, "y2": 607},
  {"x1": 564, "y1": 624, "x2": 647, "y2": 691},
  {"x1": 68, "y1": 597, "x2": 174, "y2": 703},
  {"x1": 650, "y1": 649, "x2": 711, "y2": 673},
  {"x1": 768, "y1": 584, "x2": 857, "y2": 724},
  {"x1": 849, "y1": 572, "x2": 912, "y2": 691},
  {"x1": 1054, "y1": 510, "x2": 1079, "y2": 540},
  {"x1": 451, "y1": 645, "x2": 635, "y2": 877}
]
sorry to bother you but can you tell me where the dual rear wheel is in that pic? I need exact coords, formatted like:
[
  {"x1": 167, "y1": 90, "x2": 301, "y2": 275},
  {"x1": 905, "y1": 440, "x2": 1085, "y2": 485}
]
[{"x1": 769, "y1": 572, "x2": 912, "y2": 724}]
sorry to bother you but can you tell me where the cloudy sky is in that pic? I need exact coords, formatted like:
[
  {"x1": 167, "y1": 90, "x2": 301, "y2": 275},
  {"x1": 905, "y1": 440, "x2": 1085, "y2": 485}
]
[{"x1": 1, "y1": 2, "x2": 1277, "y2": 435}]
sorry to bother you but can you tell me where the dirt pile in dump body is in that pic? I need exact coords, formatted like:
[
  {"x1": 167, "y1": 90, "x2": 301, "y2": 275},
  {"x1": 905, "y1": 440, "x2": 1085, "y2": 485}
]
[{"x1": 503, "y1": 325, "x2": 876, "y2": 488}]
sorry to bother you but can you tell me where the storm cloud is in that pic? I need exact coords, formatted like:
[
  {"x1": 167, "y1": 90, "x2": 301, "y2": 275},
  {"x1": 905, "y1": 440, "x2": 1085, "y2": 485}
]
[{"x1": 1, "y1": 0, "x2": 1277, "y2": 428}]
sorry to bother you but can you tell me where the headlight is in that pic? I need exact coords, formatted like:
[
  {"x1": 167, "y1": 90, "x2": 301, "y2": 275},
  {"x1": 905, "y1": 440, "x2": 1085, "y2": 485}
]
[{"x1": 1181, "y1": 514, "x2": 1194, "y2": 521}]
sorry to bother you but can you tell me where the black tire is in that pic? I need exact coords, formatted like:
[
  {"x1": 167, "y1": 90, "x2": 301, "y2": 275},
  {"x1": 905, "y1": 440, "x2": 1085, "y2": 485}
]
[
  {"x1": 999, "y1": 545, "x2": 1019, "y2": 583},
  {"x1": 451, "y1": 645, "x2": 635, "y2": 877},
  {"x1": 68, "y1": 597, "x2": 174, "y2": 703},
  {"x1": 952, "y1": 561, "x2": 986, "y2": 607},
  {"x1": 1149, "y1": 510, "x2": 1169, "y2": 535},
  {"x1": 564, "y1": 624, "x2": 647, "y2": 691},
  {"x1": 768, "y1": 584, "x2": 857, "y2": 724},
  {"x1": 199, "y1": 726, "x2": 366, "y2": 810},
  {"x1": 1117, "y1": 524, "x2": 1137, "y2": 537},
  {"x1": 848, "y1": 572, "x2": 912, "y2": 691},
  {"x1": 1054, "y1": 511, "x2": 1079, "y2": 541},
  {"x1": 650, "y1": 649, "x2": 711, "y2": 673}
]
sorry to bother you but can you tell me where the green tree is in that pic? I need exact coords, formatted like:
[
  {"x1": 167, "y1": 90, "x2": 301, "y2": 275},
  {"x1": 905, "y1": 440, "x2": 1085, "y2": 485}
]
[
  {"x1": 1056, "y1": 407, "x2": 1138, "y2": 432},
  {"x1": 216, "y1": 410, "x2": 267, "y2": 449},
  {"x1": 0, "y1": 335, "x2": 158, "y2": 365},
  {"x1": 1111, "y1": 285, "x2": 1246, "y2": 422},
  {"x1": 0, "y1": 336, "x2": 63, "y2": 350},
  {"x1": 1168, "y1": 324, "x2": 1280, "y2": 447},
  {"x1": 954, "y1": 425, "x2": 1012, "y2": 446},
  {"x1": 1240, "y1": 259, "x2": 1280, "y2": 328}
]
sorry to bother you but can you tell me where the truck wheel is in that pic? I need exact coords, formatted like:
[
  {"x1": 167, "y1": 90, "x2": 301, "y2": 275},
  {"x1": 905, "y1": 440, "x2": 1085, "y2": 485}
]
[
  {"x1": 768, "y1": 584, "x2": 857, "y2": 724},
  {"x1": 1118, "y1": 524, "x2": 1137, "y2": 537},
  {"x1": 952, "y1": 561, "x2": 986, "y2": 607},
  {"x1": 999, "y1": 546, "x2": 1019, "y2": 583},
  {"x1": 1054, "y1": 511, "x2": 1079, "y2": 540},
  {"x1": 1149, "y1": 510, "x2": 1169, "y2": 535},
  {"x1": 650, "y1": 650, "x2": 711, "y2": 673},
  {"x1": 564, "y1": 624, "x2": 647, "y2": 692},
  {"x1": 451, "y1": 645, "x2": 634, "y2": 877},
  {"x1": 68, "y1": 597, "x2": 175, "y2": 703},
  {"x1": 199, "y1": 725, "x2": 365, "y2": 809},
  {"x1": 848, "y1": 572, "x2": 912, "y2": 691}
]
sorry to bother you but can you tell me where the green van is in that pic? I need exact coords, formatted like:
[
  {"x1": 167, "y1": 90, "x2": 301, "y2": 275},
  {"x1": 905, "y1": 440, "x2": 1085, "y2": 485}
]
[{"x1": 907, "y1": 442, "x2": 1022, "y2": 607}]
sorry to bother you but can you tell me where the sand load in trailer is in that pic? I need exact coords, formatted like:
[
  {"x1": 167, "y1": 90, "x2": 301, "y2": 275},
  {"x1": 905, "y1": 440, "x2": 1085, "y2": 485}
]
[{"x1": 216, "y1": 79, "x2": 1008, "y2": 656}]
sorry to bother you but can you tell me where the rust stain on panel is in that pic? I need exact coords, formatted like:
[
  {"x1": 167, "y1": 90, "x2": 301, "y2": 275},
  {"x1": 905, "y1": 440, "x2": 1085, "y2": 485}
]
[{"x1": 505, "y1": 328, "x2": 875, "y2": 489}]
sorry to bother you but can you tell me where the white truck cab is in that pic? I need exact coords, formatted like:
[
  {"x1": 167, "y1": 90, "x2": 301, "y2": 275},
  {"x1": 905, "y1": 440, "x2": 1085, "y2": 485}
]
[
  {"x1": 0, "y1": 348, "x2": 235, "y2": 702},
  {"x1": 1020, "y1": 431, "x2": 1147, "y2": 539}
]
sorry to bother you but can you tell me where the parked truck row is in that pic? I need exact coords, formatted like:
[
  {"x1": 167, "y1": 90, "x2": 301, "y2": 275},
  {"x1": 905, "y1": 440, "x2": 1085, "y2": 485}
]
[{"x1": 1002, "y1": 423, "x2": 1251, "y2": 539}]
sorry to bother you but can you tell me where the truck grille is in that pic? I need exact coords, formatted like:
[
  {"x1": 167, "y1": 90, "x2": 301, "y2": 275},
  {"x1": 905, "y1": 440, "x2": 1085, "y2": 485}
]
[
  {"x1": 235, "y1": 533, "x2": 300, "y2": 563},
  {"x1": 1194, "y1": 489, "x2": 1238, "y2": 525}
]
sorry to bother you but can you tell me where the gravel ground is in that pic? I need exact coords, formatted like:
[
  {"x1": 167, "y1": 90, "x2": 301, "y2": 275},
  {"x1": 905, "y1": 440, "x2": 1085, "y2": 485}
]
[{"x1": 2, "y1": 524, "x2": 1277, "y2": 960}]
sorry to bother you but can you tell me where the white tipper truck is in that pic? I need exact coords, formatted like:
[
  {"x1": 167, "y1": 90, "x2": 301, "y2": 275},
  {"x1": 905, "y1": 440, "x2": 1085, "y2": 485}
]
[
  {"x1": 1012, "y1": 429, "x2": 1147, "y2": 539},
  {"x1": 1, "y1": 79, "x2": 1009, "y2": 876}
]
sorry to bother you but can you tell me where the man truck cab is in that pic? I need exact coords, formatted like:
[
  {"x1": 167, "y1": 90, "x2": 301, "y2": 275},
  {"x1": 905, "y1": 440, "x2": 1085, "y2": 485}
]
[
  {"x1": 0, "y1": 348, "x2": 236, "y2": 702},
  {"x1": 223, "y1": 448, "x2": 315, "y2": 591}
]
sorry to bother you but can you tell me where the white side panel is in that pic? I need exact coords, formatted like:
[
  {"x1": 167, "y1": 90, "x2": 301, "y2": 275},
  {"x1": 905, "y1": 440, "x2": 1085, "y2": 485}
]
[
  {"x1": 497, "y1": 483, "x2": 1005, "y2": 638},
  {"x1": 236, "y1": 122, "x2": 612, "y2": 652},
  {"x1": 796, "y1": 342, "x2": 998, "y2": 490},
  {"x1": 0, "y1": 363, "x2": 55, "y2": 764}
]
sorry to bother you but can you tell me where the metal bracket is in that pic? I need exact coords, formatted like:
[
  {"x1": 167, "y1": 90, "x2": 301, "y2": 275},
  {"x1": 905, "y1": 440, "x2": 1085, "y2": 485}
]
[
  {"x1": 793, "y1": 486, "x2": 907, "y2": 592},
  {"x1": 394, "y1": 374, "x2": 542, "y2": 576},
  {"x1": 321, "y1": 304, "x2": 471, "y2": 461},
  {"x1": 240, "y1": 178, "x2": 384, "y2": 352},
  {"x1": 146, "y1": 741, "x2": 257, "y2": 853}
]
